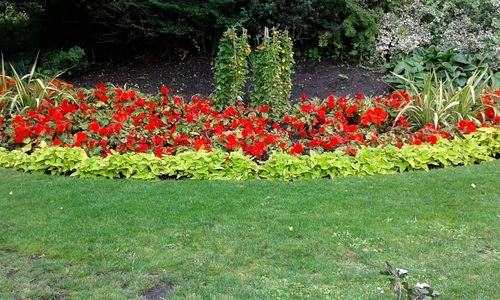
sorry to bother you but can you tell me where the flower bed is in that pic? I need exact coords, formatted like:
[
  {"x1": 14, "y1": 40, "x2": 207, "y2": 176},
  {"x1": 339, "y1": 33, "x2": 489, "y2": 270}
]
[
  {"x1": 1, "y1": 82, "x2": 498, "y2": 160},
  {"x1": 0, "y1": 79, "x2": 499, "y2": 179}
]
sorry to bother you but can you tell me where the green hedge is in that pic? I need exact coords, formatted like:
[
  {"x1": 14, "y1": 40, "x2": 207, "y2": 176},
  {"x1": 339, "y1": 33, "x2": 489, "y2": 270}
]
[{"x1": 1, "y1": 128, "x2": 498, "y2": 180}]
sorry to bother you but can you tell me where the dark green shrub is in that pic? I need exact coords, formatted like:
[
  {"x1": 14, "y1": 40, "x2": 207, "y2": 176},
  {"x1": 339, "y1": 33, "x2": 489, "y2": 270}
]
[
  {"x1": 75, "y1": 0, "x2": 248, "y2": 56},
  {"x1": 2, "y1": 0, "x2": 401, "y2": 62},
  {"x1": 244, "y1": 0, "x2": 391, "y2": 61},
  {"x1": 0, "y1": 1, "x2": 43, "y2": 57},
  {"x1": 39, "y1": 46, "x2": 88, "y2": 76}
]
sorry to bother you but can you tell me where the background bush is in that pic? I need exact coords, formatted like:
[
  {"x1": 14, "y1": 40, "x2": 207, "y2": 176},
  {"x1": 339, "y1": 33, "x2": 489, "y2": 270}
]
[
  {"x1": 2, "y1": 0, "x2": 496, "y2": 69},
  {"x1": 0, "y1": 0, "x2": 396, "y2": 62},
  {"x1": 244, "y1": 0, "x2": 393, "y2": 61},
  {"x1": 0, "y1": 1, "x2": 43, "y2": 57}
]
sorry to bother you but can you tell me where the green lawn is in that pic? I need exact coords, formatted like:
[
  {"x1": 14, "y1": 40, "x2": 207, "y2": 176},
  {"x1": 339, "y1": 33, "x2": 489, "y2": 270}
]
[{"x1": 1, "y1": 161, "x2": 499, "y2": 299}]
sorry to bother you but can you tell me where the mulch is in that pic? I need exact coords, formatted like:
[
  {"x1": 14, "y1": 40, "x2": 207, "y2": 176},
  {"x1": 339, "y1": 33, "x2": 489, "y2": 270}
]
[{"x1": 68, "y1": 56, "x2": 390, "y2": 101}]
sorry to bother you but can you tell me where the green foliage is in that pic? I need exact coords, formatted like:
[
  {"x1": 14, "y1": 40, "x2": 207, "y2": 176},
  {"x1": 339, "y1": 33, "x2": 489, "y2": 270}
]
[
  {"x1": 211, "y1": 27, "x2": 250, "y2": 108},
  {"x1": 307, "y1": 48, "x2": 321, "y2": 62},
  {"x1": 0, "y1": 146, "x2": 87, "y2": 175},
  {"x1": 75, "y1": 152, "x2": 170, "y2": 180},
  {"x1": 22, "y1": 146, "x2": 87, "y2": 175},
  {"x1": 386, "y1": 46, "x2": 499, "y2": 91},
  {"x1": 173, "y1": 150, "x2": 259, "y2": 180},
  {"x1": 394, "y1": 71, "x2": 497, "y2": 129},
  {"x1": 73, "y1": 150, "x2": 259, "y2": 180},
  {"x1": 212, "y1": 26, "x2": 294, "y2": 110},
  {"x1": 250, "y1": 28, "x2": 294, "y2": 110},
  {"x1": 39, "y1": 46, "x2": 88, "y2": 77},
  {"x1": 1, "y1": 128, "x2": 498, "y2": 180}
]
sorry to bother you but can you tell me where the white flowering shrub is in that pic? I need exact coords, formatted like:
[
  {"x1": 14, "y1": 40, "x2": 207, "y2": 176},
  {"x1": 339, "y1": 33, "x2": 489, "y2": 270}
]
[
  {"x1": 376, "y1": 0, "x2": 433, "y2": 58},
  {"x1": 376, "y1": 0, "x2": 500, "y2": 69}
]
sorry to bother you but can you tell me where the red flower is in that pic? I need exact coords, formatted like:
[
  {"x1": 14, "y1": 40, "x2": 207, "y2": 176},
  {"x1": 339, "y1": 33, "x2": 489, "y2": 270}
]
[
  {"x1": 258, "y1": 105, "x2": 270, "y2": 113},
  {"x1": 343, "y1": 124, "x2": 358, "y2": 132},
  {"x1": 113, "y1": 123, "x2": 122, "y2": 133},
  {"x1": 301, "y1": 104, "x2": 315, "y2": 114},
  {"x1": 155, "y1": 147, "x2": 163, "y2": 158},
  {"x1": 75, "y1": 131, "x2": 87, "y2": 143},
  {"x1": 327, "y1": 95, "x2": 335, "y2": 110},
  {"x1": 426, "y1": 135, "x2": 438, "y2": 144},
  {"x1": 160, "y1": 85, "x2": 169, "y2": 95},
  {"x1": 360, "y1": 107, "x2": 388, "y2": 126},
  {"x1": 174, "y1": 97, "x2": 183, "y2": 106},
  {"x1": 135, "y1": 144, "x2": 149, "y2": 153},
  {"x1": 193, "y1": 138, "x2": 206, "y2": 151},
  {"x1": 290, "y1": 143, "x2": 303, "y2": 155},
  {"x1": 346, "y1": 146, "x2": 357, "y2": 156},
  {"x1": 52, "y1": 139, "x2": 62, "y2": 146},
  {"x1": 484, "y1": 107, "x2": 495, "y2": 119},
  {"x1": 457, "y1": 120, "x2": 477, "y2": 134},
  {"x1": 225, "y1": 134, "x2": 238, "y2": 150}
]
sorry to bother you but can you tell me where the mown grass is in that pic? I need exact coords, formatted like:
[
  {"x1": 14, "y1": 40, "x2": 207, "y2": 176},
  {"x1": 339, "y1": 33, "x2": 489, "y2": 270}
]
[{"x1": 1, "y1": 161, "x2": 499, "y2": 299}]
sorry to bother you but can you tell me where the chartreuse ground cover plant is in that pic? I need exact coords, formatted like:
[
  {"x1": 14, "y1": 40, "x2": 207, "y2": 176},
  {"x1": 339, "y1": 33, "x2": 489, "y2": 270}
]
[
  {"x1": 1, "y1": 161, "x2": 499, "y2": 298},
  {"x1": 0, "y1": 127, "x2": 499, "y2": 180}
]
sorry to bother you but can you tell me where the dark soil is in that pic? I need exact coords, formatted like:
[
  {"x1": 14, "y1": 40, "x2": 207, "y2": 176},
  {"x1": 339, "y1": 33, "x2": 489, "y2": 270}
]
[
  {"x1": 0, "y1": 249, "x2": 17, "y2": 254},
  {"x1": 140, "y1": 282, "x2": 174, "y2": 300},
  {"x1": 69, "y1": 57, "x2": 389, "y2": 100}
]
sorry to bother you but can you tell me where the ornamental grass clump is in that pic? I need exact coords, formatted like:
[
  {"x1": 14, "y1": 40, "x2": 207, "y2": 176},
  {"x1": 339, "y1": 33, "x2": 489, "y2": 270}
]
[
  {"x1": 211, "y1": 27, "x2": 251, "y2": 109},
  {"x1": 0, "y1": 56, "x2": 77, "y2": 115},
  {"x1": 395, "y1": 70, "x2": 499, "y2": 129}
]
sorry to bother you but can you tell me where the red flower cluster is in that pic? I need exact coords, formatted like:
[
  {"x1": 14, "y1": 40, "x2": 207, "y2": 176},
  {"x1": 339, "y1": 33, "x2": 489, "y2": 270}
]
[
  {"x1": 361, "y1": 107, "x2": 388, "y2": 126},
  {"x1": 458, "y1": 120, "x2": 477, "y2": 134},
  {"x1": 0, "y1": 81, "x2": 498, "y2": 160}
]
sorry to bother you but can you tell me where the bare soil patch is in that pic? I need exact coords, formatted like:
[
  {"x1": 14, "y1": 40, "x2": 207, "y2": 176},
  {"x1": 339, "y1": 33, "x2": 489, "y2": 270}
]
[{"x1": 70, "y1": 57, "x2": 389, "y2": 100}]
